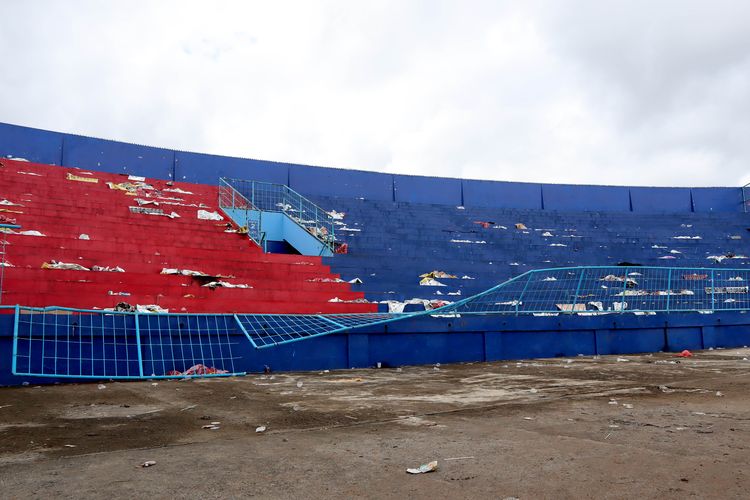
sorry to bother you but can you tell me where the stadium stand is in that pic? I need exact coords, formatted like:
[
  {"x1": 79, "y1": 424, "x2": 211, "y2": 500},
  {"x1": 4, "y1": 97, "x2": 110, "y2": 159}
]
[{"x1": 0, "y1": 159, "x2": 374, "y2": 314}]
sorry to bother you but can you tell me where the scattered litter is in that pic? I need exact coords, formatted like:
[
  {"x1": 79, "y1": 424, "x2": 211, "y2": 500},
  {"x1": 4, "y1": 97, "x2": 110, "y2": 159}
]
[
  {"x1": 495, "y1": 300, "x2": 521, "y2": 306},
  {"x1": 328, "y1": 297, "x2": 370, "y2": 303},
  {"x1": 542, "y1": 276, "x2": 557, "y2": 282},
  {"x1": 523, "y1": 416, "x2": 534, "y2": 421},
  {"x1": 161, "y1": 268, "x2": 208, "y2": 276},
  {"x1": 707, "y1": 253, "x2": 748, "y2": 263},
  {"x1": 673, "y1": 236, "x2": 702, "y2": 240},
  {"x1": 541, "y1": 231, "x2": 553, "y2": 237},
  {"x1": 450, "y1": 239, "x2": 486, "y2": 244},
  {"x1": 683, "y1": 273, "x2": 707, "y2": 280},
  {"x1": 473, "y1": 221, "x2": 493, "y2": 229},
  {"x1": 348, "y1": 277, "x2": 363, "y2": 284},
  {"x1": 42, "y1": 261, "x2": 90, "y2": 271},
  {"x1": 515, "y1": 223, "x2": 527, "y2": 230},
  {"x1": 255, "y1": 426, "x2": 267, "y2": 433},
  {"x1": 652, "y1": 245, "x2": 667, "y2": 249},
  {"x1": 716, "y1": 391, "x2": 724, "y2": 397},
  {"x1": 17, "y1": 230, "x2": 44, "y2": 237},
  {"x1": 705, "y1": 286, "x2": 748, "y2": 294},
  {"x1": 622, "y1": 403, "x2": 634, "y2": 409},
  {"x1": 78, "y1": 234, "x2": 90, "y2": 240},
  {"x1": 0, "y1": 199, "x2": 22, "y2": 206},
  {"x1": 443, "y1": 456, "x2": 475, "y2": 461},
  {"x1": 549, "y1": 243, "x2": 567, "y2": 247},
  {"x1": 202, "y1": 281, "x2": 251, "y2": 289},
  {"x1": 197, "y1": 210, "x2": 224, "y2": 221},
  {"x1": 675, "y1": 350, "x2": 693, "y2": 358},
  {"x1": 17, "y1": 171, "x2": 42, "y2": 176},
  {"x1": 164, "y1": 187, "x2": 193, "y2": 194},
  {"x1": 659, "y1": 256, "x2": 676, "y2": 259},
  {"x1": 556, "y1": 303, "x2": 586, "y2": 312},
  {"x1": 92, "y1": 265, "x2": 125, "y2": 273},
  {"x1": 600, "y1": 275, "x2": 638, "y2": 287},
  {"x1": 728, "y1": 276, "x2": 744, "y2": 281},
  {"x1": 670, "y1": 249, "x2": 682, "y2": 254},
  {"x1": 66, "y1": 172, "x2": 99, "y2": 183},
  {"x1": 608, "y1": 400, "x2": 618, "y2": 405},
  {"x1": 456, "y1": 206, "x2": 465, "y2": 210},
  {"x1": 202, "y1": 424, "x2": 220, "y2": 430},
  {"x1": 108, "y1": 290, "x2": 131, "y2": 296},
  {"x1": 136, "y1": 304, "x2": 169, "y2": 314},
  {"x1": 129, "y1": 206, "x2": 180, "y2": 218},
  {"x1": 420, "y1": 270, "x2": 457, "y2": 279},
  {"x1": 108, "y1": 180, "x2": 155, "y2": 193},
  {"x1": 588, "y1": 301, "x2": 603, "y2": 311},
  {"x1": 180, "y1": 405, "x2": 197, "y2": 411},
  {"x1": 616, "y1": 357, "x2": 629, "y2": 362},
  {"x1": 135, "y1": 198, "x2": 159, "y2": 206},
  {"x1": 307, "y1": 277, "x2": 345, "y2": 283},
  {"x1": 420, "y1": 277, "x2": 447, "y2": 287},
  {"x1": 461, "y1": 275, "x2": 475, "y2": 280},
  {"x1": 327, "y1": 210, "x2": 345, "y2": 220},
  {"x1": 168, "y1": 364, "x2": 227, "y2": 376},
  {"x1": 140, "y1": 461, "x2": 157, "y2": 468},
  {"x1": 64, "y1": 444, "x2": 77, "y2": 448},
  {"x1": 447, "y1": 291, "x2": 461, "y2": 296},
  {"x1": 659, "y1": 385, "x2": 675, "y2": 393},
  {"x1": 730, "y1": 235, "x2": 742, "y2": 240},
  {"x1": 296, "y1": 381, "x2": 304, "y2": 388},
  {"x1": 128, "y1": 175, "x2": 146, "y2": 181},
  {"x1": 406, "y1": 460, "x2": 438, "y2": 474},
  {"x1": 97, "y1": 384, "x2": 106, "y2": 390},
  {"x1": 338, "y1": 226, "x2": 361, "y2": 232}
]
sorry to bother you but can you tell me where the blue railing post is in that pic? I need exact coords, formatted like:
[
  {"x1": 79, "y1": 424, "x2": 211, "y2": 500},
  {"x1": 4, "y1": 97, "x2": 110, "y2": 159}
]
[
  {"x1": 666, "y1": 268, "x2": 672, "y2": 312},
  {"x1": 620, "y1": 267, "x2": 628, "y2": 313},
  {"x1": 711, "y1": 270, "x2": 715, "y2": 312},
  {"x1": 11, "y1": 304, "x2": 20, "y2": 375},
  {"x1": 571, "y1": 267, "x2": 585, "y2": 314},
  {"x1": 516, "y1": 272, "x2": 534, "y2": 315},
  {"x1": 134, "y1": 312, "x2": 144, "y2": 378}
]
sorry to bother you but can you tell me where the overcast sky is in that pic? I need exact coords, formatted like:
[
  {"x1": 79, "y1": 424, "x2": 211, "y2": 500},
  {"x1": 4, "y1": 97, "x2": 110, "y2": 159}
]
[{"x1": 1, "y1": 1, "x2": 749, "y2": 186}]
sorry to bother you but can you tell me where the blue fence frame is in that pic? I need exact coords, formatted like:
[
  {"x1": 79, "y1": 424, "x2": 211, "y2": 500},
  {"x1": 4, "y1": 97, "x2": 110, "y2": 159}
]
[{"x1": 6, "y1": 266, "x2": 750, "y2": 380}]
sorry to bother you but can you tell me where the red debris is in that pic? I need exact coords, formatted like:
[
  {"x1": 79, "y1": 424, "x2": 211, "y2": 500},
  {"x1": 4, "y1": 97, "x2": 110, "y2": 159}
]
[{"x1": 675, "y1": 350, "x2": 693, "y2": 358}]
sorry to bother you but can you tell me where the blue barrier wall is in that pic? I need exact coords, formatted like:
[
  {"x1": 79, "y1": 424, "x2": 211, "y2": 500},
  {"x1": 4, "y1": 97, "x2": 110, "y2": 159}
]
[
  {"x1": 462, "y1": 179, "x2": 543, "y2": 209},
  {"x1": 0, "y1": 122, "x2": 743, "y2": 213},
  {"x1": 3, "y1": 310, "x2": 750, "y2": 386}
]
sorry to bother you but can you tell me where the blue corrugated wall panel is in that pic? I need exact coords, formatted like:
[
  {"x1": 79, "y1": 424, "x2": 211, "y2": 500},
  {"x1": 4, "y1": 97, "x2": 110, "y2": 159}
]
[
  {"x1": 394, "y1": 174, "x2": 462, "y2": 205},
  {"x1": 543, "y1": 184, "x2": 631, "y2": 212},
  {"x1": 289, "y1": 164, "x2": 393, "y2": 200},
  {"x1": 630, "y1": 187, "x2": 693, "y2": 213},
  {"x1": 691, "y1": 187, "x2": 743, "y2": 213},
  {"x1": 62, "y1": 135, "x2": 174, "y2": 179},
  {"x1": 0, "y1": 122, "x2": 63, "y2": 165},
  {"x1": 175, "y1": 151, "x2": 288, "y2": 185},
  {"x1": 666, "y1": 327, "x2": 704, "y2": 351},
  {"x1": 462, "y1": 179, "x2": 543, "y2": 209},
  {"x1": 596, "y1": 328, "x2": 665, "y2": 354}
]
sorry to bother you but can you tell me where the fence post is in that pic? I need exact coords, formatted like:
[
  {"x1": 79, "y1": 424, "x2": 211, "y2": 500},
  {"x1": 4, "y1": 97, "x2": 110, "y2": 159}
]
[
  {"x1": 666, "y1": 268, "x2": 672, "y2": 312},
  {"x1": 134, "y1": 312, "x2": 144, "y2": 378},
  {"x1": 620, "y1": 268, "x2": 628, "y2": 313},
  {"x1": 11, "y1": 304, "x2": 19, "y2": 375},
  {"x1": 711, "y1": 270, "x2": 715, "y2": 312},
  {"x1": 571, "y1": 268, "x2": 585, "y2": 314},
  {"x1": 516, "y1": 272, "x2": 533, "y2": 315}
]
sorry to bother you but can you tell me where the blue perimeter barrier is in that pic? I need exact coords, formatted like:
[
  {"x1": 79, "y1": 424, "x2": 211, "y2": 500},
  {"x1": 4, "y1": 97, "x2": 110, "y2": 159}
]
[{"x1": 4, "y1": 266, "x2": 750, "y2": 384}]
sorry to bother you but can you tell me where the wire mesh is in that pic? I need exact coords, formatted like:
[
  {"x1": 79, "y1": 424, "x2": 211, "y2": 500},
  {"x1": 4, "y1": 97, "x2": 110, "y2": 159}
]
[
  {"x1": 13, "y1": 308, "x2": 245, "y2": 379},
  {"x1": 138, "y1": 314, "x2": 244, "y2": 377},
  {"x1": 13, "y1": 309, "x2": 140, "y2": 378}
]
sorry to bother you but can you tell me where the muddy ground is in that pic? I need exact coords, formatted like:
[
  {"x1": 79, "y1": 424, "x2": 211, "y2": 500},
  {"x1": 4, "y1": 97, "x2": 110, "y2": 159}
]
[{"x1": 1, "y1": 349, "x2": 749, "y2": 499}]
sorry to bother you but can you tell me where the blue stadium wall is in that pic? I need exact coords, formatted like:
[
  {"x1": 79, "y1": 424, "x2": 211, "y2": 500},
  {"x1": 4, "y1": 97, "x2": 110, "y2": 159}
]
[
  {"x1": 0, "y1": 122, "x2": 742, "y2": 213},
  {"x1": 3, "y1": 311, "x2": 750, "y2": 385}
]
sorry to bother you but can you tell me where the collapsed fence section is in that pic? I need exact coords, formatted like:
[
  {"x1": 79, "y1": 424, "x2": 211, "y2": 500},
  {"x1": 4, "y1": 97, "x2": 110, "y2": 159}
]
[{"x1": 8, "y1": 266, "x2": 750, "y2": 379}]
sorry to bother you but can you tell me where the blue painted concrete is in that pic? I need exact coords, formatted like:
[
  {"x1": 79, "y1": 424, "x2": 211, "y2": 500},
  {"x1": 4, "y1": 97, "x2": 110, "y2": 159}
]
[{"x1": 0, "y1": 122, "x2": 743, "y2": 213}]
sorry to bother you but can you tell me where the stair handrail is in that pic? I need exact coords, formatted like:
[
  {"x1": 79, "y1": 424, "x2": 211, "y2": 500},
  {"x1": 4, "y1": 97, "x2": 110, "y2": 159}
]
[{"x1": 219, "y1": 178, "x2": 336, "y2": 253}]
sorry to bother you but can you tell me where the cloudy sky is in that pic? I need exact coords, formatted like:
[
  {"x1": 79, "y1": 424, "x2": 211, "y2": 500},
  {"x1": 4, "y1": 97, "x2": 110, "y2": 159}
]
[{"x1": 1, "y1": 1, "x2": 749, "y2": 186}]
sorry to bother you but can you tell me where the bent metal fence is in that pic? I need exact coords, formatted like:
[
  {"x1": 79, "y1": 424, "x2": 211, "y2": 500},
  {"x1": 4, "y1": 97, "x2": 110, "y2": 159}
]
[{"x1": 7, "y1": 266, "x2": 750, "y2": 380}]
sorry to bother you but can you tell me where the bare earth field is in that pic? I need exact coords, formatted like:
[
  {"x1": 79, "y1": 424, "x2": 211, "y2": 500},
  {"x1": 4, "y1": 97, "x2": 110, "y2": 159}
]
[{"x1": 1, "y1": 349, "x2": 749, "y2": 499}]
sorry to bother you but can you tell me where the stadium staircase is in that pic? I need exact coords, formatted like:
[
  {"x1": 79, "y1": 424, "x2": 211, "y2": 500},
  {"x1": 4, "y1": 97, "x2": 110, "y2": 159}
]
[
  {"x1": 0, "y1": 159, "x2": 374, "y2": 314},
  {"x1": 312, "y1": 195, "x2": 750, "y2": 310}
]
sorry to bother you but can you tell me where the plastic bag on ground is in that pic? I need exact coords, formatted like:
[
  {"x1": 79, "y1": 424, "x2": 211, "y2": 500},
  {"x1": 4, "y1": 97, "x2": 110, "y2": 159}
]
[
  {"x1": 406, "y1": 460, "x2": 438, "y2": 474},
  {"x1": 197, "y1": 210, "x2": 224, "y2": 221}
]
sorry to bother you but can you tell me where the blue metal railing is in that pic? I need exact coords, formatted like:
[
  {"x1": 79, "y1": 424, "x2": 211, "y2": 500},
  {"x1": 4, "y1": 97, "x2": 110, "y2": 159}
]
[
  {"x1": 743, "y1": 183, "x2": 750, "y2": 213},
  {"x1": 218, "y1": 178, "x2": 336, "y2": 253},
  {"x1": 8, "y1": 266, "x2": 750, "y2": 379}
]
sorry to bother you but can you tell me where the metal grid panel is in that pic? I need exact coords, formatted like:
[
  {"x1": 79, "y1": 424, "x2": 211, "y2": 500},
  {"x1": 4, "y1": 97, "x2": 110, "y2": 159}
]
[
  {"x1": 13, "y1": 309, "x2": 140, "y2": 378},
  {"x1": 137, "y1": 314, "x2": 243, "y2": 377}
]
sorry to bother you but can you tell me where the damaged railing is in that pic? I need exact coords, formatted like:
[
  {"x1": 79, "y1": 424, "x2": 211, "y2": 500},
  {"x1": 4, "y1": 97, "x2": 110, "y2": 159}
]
[
  {"x1": 218, "y1": 178, "x2": 264, "y2": 246},
  {"x1": 743, "y1": 182, "x2": 750, "y2": 213},
  {"x1": 218, "y1": 178, "x2": 336, "y2": 253},
  {"x1": 9, "y1": 266, "x2": 750, "y2": 380}
]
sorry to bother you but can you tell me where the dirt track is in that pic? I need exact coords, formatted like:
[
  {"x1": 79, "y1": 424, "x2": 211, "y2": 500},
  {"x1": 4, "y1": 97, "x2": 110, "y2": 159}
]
[{"x1": 1, "y1": 349, "x2": 749, "y2": 499}]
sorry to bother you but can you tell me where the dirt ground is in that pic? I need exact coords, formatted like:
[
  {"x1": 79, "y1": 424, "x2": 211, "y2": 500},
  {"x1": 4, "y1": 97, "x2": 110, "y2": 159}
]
[{"x1": 1, "y1": 349, "x2": 749, "y2": 499}]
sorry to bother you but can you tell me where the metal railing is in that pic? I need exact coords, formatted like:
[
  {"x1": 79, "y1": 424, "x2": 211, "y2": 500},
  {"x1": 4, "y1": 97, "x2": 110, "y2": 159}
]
[
  {"x1": 8, "y1": 266, "x2": 750, "y2": 377},
  {"x1": 219, "y1": 178, "x2": 336, "y2": 253},
  {"x1": 742, "y1": 183, "x2": 750, "y2": 213},
  {"x1": 445, "y1": 265, "x2": 750, "y2": 315}
]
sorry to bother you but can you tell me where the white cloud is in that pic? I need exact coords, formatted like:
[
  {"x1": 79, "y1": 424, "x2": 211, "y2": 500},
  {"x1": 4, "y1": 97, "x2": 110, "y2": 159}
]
[{"x1": 1, "y1": 0, "x2": 748, "y2": 187}]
